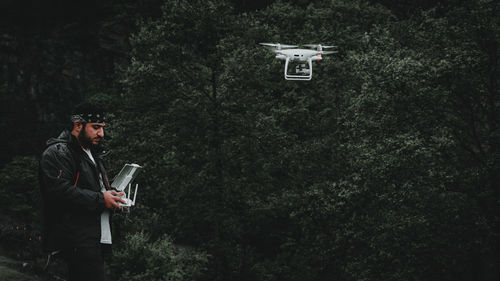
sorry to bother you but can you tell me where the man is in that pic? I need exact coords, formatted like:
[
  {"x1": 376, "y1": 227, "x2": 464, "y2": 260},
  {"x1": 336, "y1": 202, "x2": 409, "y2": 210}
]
[{"x1": 39, "y1": 101, "x2": 125, "y2": 281}]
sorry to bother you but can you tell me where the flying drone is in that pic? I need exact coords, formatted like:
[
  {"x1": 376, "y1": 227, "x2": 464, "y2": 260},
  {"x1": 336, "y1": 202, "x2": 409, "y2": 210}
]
[{"x1": 259, "y1": 43, "x2": 337, "y2": 81}]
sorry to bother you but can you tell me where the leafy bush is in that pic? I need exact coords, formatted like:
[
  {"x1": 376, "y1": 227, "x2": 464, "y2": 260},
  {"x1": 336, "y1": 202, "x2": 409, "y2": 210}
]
[
  {"x1": 109, "y1": 232, "x2": 209, "y2": 281},
  {"x1": 0, "y1": 156, "x2": 43, "y2": 268},
  {"x1": 0, "y1": 156, "x2": 40, "y2": 221}
]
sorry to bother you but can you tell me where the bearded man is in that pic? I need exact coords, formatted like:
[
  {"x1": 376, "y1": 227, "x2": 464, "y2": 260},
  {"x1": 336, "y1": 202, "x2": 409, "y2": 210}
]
[{"x1": 39, "y1": 101, "x2": 125, "y2": 281}]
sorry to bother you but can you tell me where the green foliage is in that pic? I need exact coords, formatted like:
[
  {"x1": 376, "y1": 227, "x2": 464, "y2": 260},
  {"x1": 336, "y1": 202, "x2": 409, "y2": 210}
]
[
  {"x1": 1, "y1": 0, "x2": 499, "y2": 281},
  {"x1": 110, "y1": 1, "x2": 499, "y2": 280},
  {"x1": 109, "y1": 232, "x2": 209, "y2": 281},
  {"x1": 102, "y1": 0, "x2": 500, "y2": 280},
  {"x1": 0, "y1": 156, "x2": 40, "y2": 221}
]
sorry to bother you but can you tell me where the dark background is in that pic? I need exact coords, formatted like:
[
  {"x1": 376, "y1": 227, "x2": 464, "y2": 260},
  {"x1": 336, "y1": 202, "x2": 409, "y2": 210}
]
[{"x1": 0, "y1": 0, "x2": 499, "y2": 280}]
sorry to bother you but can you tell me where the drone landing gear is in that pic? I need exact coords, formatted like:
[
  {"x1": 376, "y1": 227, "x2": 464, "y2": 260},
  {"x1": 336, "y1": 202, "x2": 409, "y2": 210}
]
[{"x1": 284, "y1": 58, "x2": 312, "y2": 81}]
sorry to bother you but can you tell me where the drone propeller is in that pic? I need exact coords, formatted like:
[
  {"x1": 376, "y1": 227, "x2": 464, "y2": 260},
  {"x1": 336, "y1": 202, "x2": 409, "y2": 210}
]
[
  {"x1": 280, "y1": 44, "x2": 299, "y2": 48},
  {"x1": 304, "y1": 44, "x2": 337, "y2": 51},
  {"x1": 259, "y1": 43, "x2": 298, "y2": 50},
  {"x1": 259, "y1": 43, "x2": 277, "y2": 47},
  {"x1": 320, "y1": 50, "x2": 338, "y2": 55}
]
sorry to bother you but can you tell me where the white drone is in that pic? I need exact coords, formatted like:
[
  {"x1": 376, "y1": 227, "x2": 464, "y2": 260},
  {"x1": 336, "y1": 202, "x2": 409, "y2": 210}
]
[{"x1": 259, "y1": 43, "x2": 337, "y2": 81}]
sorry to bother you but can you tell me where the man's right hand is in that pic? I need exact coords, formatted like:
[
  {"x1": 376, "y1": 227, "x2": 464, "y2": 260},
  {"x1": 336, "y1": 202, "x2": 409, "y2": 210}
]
[{"x1": 103, "y1": 190, "x2": 126, "y2": 210}]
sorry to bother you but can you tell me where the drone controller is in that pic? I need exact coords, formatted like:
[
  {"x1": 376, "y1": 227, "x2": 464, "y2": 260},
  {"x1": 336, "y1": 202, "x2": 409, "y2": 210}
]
[
  {"x1": 111, "y1": 164, "x2": 142, "y2": 211},
  {"x1": 117, "y1": 183, "x2": 138, "y2": 209}
]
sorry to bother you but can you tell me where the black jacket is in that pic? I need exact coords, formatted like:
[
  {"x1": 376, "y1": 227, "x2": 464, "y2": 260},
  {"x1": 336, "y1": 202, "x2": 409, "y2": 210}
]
[{"x1": 39, "y1": 130, "x2": 112, "y2": 252}]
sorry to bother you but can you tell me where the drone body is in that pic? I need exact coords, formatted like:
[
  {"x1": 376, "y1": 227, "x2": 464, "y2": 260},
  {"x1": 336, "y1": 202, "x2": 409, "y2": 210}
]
[{"x1": 260, "y1": 43, "x2": 337, "y2": 81}]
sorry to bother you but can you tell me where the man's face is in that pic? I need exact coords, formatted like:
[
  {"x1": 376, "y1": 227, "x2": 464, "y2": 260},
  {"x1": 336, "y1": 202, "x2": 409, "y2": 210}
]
[{"x1": 78, "y1": 123, "x2": 105, "y2": 149}]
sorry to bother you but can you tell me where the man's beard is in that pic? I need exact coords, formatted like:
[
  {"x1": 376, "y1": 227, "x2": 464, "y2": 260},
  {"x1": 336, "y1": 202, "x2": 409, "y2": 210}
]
[{"x1": 78, "y1": 128, "x2": 99, "y2": 149}]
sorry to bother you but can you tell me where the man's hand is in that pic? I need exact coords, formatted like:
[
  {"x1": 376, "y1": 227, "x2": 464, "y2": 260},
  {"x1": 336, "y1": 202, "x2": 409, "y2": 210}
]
[{"x1": 103, "y1": 190, "x2": 126, "y2": 210}]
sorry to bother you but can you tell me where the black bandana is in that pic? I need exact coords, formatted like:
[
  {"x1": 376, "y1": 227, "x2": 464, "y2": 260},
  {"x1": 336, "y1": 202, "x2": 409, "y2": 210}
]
[{"x1": 71, "y1": 113, "x2": 107, "y2": 123}]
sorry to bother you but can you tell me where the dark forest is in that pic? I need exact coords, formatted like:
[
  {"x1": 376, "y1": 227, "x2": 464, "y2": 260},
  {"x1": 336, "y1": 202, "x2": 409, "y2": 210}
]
[{"x1": 1, "y1": 0, "x2": 499, "y2": 280}]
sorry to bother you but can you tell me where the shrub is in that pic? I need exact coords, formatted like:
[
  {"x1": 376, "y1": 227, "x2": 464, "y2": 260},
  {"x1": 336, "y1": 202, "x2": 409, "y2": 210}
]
[
  {"x1": 109, "y1": 232, "x2": 209, "y2": 281},
  {"x1": 0, "y1": 156, "x2": 40, "y2": 222}
]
